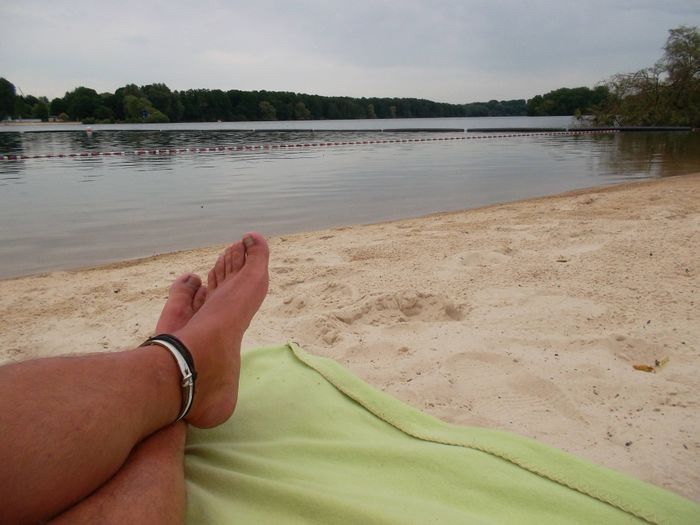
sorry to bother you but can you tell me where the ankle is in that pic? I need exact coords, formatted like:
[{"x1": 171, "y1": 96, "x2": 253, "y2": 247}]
[{"x1": 134, "y1": 346, "x2": 184, "y2": 433}]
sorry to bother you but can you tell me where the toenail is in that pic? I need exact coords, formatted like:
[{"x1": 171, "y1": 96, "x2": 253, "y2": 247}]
[{"x1": 243, "y1": 235, "x2": 254, "y2": 248}]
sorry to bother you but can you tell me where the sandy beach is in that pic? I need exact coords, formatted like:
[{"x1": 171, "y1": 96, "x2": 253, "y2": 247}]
[{"x1": 0, "y1": 173, "x2": 698, "y2": 502}]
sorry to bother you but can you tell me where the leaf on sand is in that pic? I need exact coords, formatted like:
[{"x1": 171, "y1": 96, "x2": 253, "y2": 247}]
[{"x1": 632, "y1": 357, "x2": 669, "y2": 373}]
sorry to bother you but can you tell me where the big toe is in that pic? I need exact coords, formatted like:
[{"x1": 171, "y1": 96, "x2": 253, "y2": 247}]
[
  {"x1": 242, "y1": 232, "x2": 270, "y2": 270},
  {"x1": 156, "y1": 273, "x2": 203, "y2": 333},
  {"x1": 170, "y1": 273, "x2": 202, "y2": 298}
]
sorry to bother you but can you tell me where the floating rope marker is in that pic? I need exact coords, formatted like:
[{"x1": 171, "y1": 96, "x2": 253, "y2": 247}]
[{"x1": 0, "y1": 129, "x2": 620, "y2": 161}]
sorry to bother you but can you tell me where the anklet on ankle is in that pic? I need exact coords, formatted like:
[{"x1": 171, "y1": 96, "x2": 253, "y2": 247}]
[{"x1": 141, "y1": 334, "x2": 197, "y2": 422}]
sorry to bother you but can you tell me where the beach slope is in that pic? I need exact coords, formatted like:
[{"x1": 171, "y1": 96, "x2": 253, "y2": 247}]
[{"x1": 1, "y1": 173, "x2": 698, "y2": 501}]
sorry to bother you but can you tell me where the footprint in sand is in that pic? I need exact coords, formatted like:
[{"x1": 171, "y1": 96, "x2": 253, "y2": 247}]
[
  {"x1": 443, "y1": 351, "x2": 587, "y2": 425},
  {"x1": 332, "y1": 291, "x2": 465, "y2": 326},
  {"x1": 456, "y1": 250, "x2": 512, "y2": 267},
  {"x1": 602, "y1": 335, "x2": 666, "y2": 366},
  {"x1": 273, "y1": 296, "x2": 310, "y2": 316},
  {"x1": 435, "y1": 249, "x2": 516, "y2": 280},
  {"x1": 297, "y1": 314, "x2": 344, "y2": 346},
  {"x1": 472, "y1": 287, "x2": 607, "y2": 324},
  {"x1": 273, "y1": 281, "x2": 356, "y2": 318}
]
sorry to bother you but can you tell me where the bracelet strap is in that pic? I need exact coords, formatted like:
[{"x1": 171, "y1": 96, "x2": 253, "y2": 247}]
[{"x1": 141, "y1": 334, "x2": 197, "y2": 422}]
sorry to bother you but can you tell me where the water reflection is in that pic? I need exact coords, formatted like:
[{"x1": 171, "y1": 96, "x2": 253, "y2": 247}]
[
  {"x1": 0, "y1": 132, "x2": 24, "y2": 158},
  {"x1": 0, "y1": 164, "x2": 24, "y2": 185},
  {"x1": 598, "y1": 132, "x2": 700, "y2": 178}
]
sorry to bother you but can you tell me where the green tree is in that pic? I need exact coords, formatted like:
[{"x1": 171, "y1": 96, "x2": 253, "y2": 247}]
[
  {"x1": 294, "y1": 101, "x2": 311, "y2": 119},
  {"x1": 258, "y1": 100, "x2": 276, "y2": 120},
  {"x1": 209, "y1": 89, "x2": 233, "y2": 120},
  {"x1": 145, "y1": 109, "x2": 169, "y2": 123},
  {"x1": 595, "y1": 26, "x2": 700, "y2": 126},
  {"x1": 49, "y1": 97, "x2": 67, "y2": 117},
  {"x1": 0, "y1": 77, "x2": 15, "y2": 119},
  {"x1": 31, "y1": 97, "x2": 50, "y2": 120},
  {"x1": 65, "y1": 87, "x2": 102, "y2": 120},
  {"x1": 662, "y1": 26, "x2": 700, "y2": 86},
  {"x1": 141, "y1": 83, "x2": 172, "y2": 117},
  {"x1": 111, "y1": 84, "x2": 142, "y2": 121},
  {"x1": 125, "y1": 95, "x2": 156, "y2": 121},
  {"x1": 229, "y1": 90, "x2": 258, "y2": 120},
  {"x1": 602, "y1": 66, "x2": 666, "y2": 125},
  {"x1": 661, "y1": 26, "x2": 700, "y2": 125},
  {"x1": 93, "y1": 104, "x2": 115, "y2": 122},
  {"x1": 142, "y1": 83, "x2": 183, "y2": 121},
  {"x1": 14, "y1": 96, "x2": 34, "y2": 118},
  {"x1": 123, "y1": 94, "x2": 168, "y2": 122},
  {"x1": 527, "y1": 87, "x2": 608, "y2": 116}
]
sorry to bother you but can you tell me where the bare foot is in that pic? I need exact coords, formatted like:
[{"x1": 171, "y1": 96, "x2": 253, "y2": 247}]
[
  {"x1": 156, "y1": 273, "x2": 207, "y2": 334},
  {"x1": 173, "y1": 232, "x2": 269, "y2": 428},
  {"x1": 206, "y1": 241, "x2": 245, "y2": 294}
]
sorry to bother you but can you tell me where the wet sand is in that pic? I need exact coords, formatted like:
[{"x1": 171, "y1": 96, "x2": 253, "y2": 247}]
[{"x1": 1, "y1": 173, "x2": 698, "y2": 501}]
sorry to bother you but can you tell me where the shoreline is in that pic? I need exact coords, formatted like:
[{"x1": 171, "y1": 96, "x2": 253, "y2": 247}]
[
  {"x1": 0, "y1": 175, "x2": 692, "y2": 282},
  {"x1": 1, "y1": 174, "x2": 698, "y2": 501}
]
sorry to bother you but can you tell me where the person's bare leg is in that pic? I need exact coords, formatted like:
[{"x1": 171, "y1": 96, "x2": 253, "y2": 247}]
[
  {"x1": 51, "y1": 273, "x2": 206, "y2": 525},
  {"x1": 51, "y1": 421, "x2": 188, "y2": 525},
  {"x1": 0, "y1": 234, "x2": 269, "y2": 524}
]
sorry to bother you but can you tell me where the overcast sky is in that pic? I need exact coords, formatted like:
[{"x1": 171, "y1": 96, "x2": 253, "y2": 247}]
[{"x1": 1, "y1": 1, "x2": 699, "y2": 103}]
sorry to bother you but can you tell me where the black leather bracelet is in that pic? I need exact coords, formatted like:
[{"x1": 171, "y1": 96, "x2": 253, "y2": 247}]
[{"x1": 141, "y1": 334, "x2": 197, "y2": 421}]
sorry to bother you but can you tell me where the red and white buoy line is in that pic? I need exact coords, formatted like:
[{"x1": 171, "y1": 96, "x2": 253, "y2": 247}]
[{"x1": 0, "y1": 129, "x2": 618, "y2": 161}]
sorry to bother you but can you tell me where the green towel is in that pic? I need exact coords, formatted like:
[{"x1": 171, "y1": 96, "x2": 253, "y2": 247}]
[{"x1": 185, "y1": 343, "x2": 699, "y2": 524}]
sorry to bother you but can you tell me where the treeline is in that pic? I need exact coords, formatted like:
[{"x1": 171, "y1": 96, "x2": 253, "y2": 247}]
[
  {"x1": 0, "y1": 80, "x2": 529, "y2": 123},
  {"x1": 527, "y1": 86, "x2": 609, "y2": 117},
  {"x1": 593, "y1": 26, "x2": 700, "y2": 127},
  {"x1": 524, "y1": 26, "x2": 700, "y2": 126}
]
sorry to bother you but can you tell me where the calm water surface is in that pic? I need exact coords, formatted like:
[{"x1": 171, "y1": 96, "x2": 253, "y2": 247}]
[{"x1": 1, "y1": 117, "x2": 699, "y2": 278}]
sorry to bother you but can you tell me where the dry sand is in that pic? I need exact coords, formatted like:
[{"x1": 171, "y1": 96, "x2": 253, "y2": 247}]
[{"x1": 1, "y1": 174, "x2": 698, "y2": 501}]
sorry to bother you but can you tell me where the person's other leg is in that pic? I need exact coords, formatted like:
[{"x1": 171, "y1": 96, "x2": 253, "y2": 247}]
[
  {"x1": 0, "y1": 234, "x2": 269, "y2": 524},
  {"x1": 51, "y1": 273, "x2": 206, "y2": 525},
  {"x1": 51, "y1": 421, "x2": 188, "y2": 525}
]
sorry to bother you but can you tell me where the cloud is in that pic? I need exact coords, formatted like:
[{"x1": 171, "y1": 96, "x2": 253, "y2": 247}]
[{"x1": 1, "y1": 0, "x2": 699, "y2": 102}]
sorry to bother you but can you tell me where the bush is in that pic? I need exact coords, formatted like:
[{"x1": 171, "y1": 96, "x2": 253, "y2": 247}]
[{"x1": 145, "y1": 109, "x2": 170, "y2": 123}]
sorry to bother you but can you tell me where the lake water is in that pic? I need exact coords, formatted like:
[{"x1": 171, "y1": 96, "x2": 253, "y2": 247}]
[{"x1": 1, "y1": 116, "x2": 699, "y2": 278}]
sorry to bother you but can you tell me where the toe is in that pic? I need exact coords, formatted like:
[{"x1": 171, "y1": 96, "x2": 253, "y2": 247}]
[
  {"x1": 184, "y1": 273, "x2": 202, "y2": 290},
  {"x1": 207, "y1": 268, "x2": 217, "y2": 292},
  {"x1": 229, "y1": 242, "x2": 245, "y2": 274},
  {"x1": 223, "y1": 246, "x2": 231, "y2": 275},
  {"x1": 170, "y1": 273, "x2": 201, "y2": 296},
  {"x1": 242, "y1": 232, "x2": 270, "y2": 269},
  {"x1": 214, "y1": 253, "x2": 225, "y2": 285},
  {"x1": 219, "y1": 242, "x2": 246, "y2": 282},
  {"x1": 193, "y1": 285, "x2": 207, "y2": 311},
  {"x1": 157, "y1": 273, "x2": 202, "y2": 333}
]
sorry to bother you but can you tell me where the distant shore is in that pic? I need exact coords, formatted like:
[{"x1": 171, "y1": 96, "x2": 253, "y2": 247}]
[
  {"x1": 1, "y1": 174, "x2": 698, "y2": 501},
  {"x1": 1, "y1": 120, "x2": 82, "y2": 126}
]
